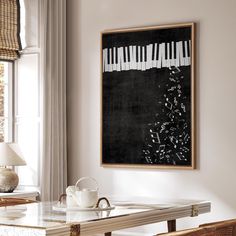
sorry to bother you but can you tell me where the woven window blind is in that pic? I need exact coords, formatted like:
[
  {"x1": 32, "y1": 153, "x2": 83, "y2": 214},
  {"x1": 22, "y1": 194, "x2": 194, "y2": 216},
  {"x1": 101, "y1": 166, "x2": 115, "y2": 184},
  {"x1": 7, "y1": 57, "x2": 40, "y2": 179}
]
[{"x1": 0, "y1": 0, "x2": 21, "y2": 61}]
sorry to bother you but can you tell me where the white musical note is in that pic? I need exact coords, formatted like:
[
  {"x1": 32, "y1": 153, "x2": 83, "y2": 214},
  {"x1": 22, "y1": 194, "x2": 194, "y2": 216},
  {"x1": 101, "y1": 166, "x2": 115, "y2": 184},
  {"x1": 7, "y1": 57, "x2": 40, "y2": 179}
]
[
  {"x1": 159, "y1": 145, "x2": 166, "y2": 159},
  {"x1": 173, "y1": 97, "x2": 177, "y2": 106},
  {"x1": 184, "y1": 134, "x2": 190, "y2": 143},
  {"x1": 142, "y1": 150, "x2": 150, "y2": 154},
  {"x1": 165, "y1": 99, "x2": 173, "y2": 110},
  {"x1": 176, "y1": 153, "x2": 187, "y2": 161},
  {"x1": 168, "y1": 86, "x2": 177, "y2": 92},
  {"x1": 160, "y1": 122, "x2": 170, "y2": 133},
  {"x1": 169, "y1": 77, "x2": 176, "y2": 82},
  {"x1": 145, "y1": 156, "x2": 153, "y2": 164},
  {"x1": 170, "y1": 66, "x2": 181, "y2": 74},
  {"x1": 181, "y1": 147, "x2": 189, "y2": 152},
  {"x1": 150, "y1": 129, "x2": 160, "y2": 144},
  {"x1": 181, "y1": 103, "x2": 186, "y2": 112},
  {"x1": 170, "y1": 137, "x2": 178, "y2": 148}
]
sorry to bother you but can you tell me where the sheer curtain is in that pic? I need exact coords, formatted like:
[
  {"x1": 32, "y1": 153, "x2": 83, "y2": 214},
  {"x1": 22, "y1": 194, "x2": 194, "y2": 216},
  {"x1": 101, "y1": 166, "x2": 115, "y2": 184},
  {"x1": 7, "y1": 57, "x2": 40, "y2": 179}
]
[{"x1": 40, "y1": 0, "x2": 67, "y2": 201}]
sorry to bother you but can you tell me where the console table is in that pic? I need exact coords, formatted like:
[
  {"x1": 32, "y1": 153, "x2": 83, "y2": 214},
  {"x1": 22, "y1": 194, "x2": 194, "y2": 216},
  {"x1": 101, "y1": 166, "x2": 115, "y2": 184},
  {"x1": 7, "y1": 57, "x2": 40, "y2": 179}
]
[{"x1": 0, "y1": 199, "x2": 210, "y2": 235}]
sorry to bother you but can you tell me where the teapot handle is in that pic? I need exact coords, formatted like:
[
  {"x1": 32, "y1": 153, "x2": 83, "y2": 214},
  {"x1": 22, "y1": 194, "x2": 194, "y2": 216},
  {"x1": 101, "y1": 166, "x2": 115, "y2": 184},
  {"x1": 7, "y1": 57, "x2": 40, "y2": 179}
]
[{"x1": 75, "y1": 177, "x2": 99, "y2": 191}]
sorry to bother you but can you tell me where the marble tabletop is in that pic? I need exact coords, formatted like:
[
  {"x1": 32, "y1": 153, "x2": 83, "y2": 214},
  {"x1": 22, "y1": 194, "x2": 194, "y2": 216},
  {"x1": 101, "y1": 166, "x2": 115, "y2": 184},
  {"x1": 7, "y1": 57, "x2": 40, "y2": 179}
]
[{"x1": 0, "y1": 198, "x2": 211, "y2": 235}]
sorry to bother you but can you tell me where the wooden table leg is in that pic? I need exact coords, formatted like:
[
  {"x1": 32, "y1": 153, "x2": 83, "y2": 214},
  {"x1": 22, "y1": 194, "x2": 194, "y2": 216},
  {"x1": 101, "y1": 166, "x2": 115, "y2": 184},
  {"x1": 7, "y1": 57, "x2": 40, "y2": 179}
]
[
  {"x1": 167, "y1": 220, "x2": 176, "y2": 232},
  {"x1": 105, "y1": 232, "x2": 112, "y2": 236}
]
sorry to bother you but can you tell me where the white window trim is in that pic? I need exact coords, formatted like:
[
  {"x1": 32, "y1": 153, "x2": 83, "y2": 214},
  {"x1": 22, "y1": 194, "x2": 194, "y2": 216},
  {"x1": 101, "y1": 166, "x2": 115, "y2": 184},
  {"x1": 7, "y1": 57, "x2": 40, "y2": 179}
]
[{"x1": 14, "y1": 0, "x2": 41, "y2": 191}]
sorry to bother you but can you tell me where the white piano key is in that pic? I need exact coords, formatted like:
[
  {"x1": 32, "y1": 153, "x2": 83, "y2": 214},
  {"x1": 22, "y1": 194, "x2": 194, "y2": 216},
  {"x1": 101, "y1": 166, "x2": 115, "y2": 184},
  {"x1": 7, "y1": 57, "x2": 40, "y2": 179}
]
[
  {"x1": 125, "y1": 46, "x2": 129, "y2": 71},
  {"x1": 176, "y1": 41, "x2": 184, "y2": 67},
  {"x1": 146, "y1": 44, "x2": 152, "y2": 70},
  {"x1": 189, "y1": 40, "x2": 191, "y2": 57},
  {"x1": 186, "y1": 40, "x2": 191, "y2": 66},
  {"x1": 170, "y1": 41, "x2": 176, "y2": 66},
  {"x1": 133, "y1": 46, "x2": 137, "y2": 70},
  {"x1": 137, "y1": 46, "x2": 141, "y2": 70},
  {"x1": 103, "y1": 48, "x2": 108, "y2": 72},
  {"x1": 129, "y1": 46, "x2": 133, "y2": 70},
  {"x1": 117, "y1": 47, "x2": 124, "y2": 71},
  {"x1": 180, "y1": 41, "x2": 185, "y2": 66},
  {"x1": 109, "y1": 48, "x2": 113, "y2": 72},
  {"x1": 142, "y1": 46, "x2": 146, "y2": 71},
  {"x1": 157, "y1": 43, "x2": 165, "y2": 68},
  {"x1": 176, "y1": 42, "x2": 180, "y2": 67},
  {"x1": 189, "y1": 40, "x2": 192, "y2": 65},
  {"x1": 184, "y1": 41, "x2": 188, "y2": 66},
  {"x1": 112, "y1": 47, "x2": 117, "y2": 71},
  {"x1": 166, "y1": 43, "x2": 170, "y2": 67},
  {"x1": 187, "y1": 58, "x2": 191, "y2": 65},
  {"x1": 129, "y1": 46, "x2": 133, "y2": 69},
  {"x1": 152, "y1": 43, "x2": 157, "y2": 67}
]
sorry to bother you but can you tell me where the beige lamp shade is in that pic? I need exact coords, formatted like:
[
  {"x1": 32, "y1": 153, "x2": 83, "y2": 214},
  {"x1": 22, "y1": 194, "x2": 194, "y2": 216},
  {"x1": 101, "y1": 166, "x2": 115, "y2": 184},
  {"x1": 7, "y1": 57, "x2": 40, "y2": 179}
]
[{"x1": 0, "y1": 143, "x2": 26, "y2": 166}]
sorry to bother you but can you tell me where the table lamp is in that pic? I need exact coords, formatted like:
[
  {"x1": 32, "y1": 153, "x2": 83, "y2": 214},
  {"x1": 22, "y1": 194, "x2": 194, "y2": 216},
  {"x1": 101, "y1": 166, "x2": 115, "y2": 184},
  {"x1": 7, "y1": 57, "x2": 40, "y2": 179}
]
[{"x1": 0, "y1": 143, "x2": 26, "y2": 193}]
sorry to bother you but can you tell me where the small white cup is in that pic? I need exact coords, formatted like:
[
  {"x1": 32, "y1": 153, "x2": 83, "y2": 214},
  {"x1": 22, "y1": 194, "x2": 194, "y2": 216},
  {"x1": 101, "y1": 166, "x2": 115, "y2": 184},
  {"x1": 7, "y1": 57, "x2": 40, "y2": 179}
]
[
  {"x1": 75, "y1": 188, "x2": 98, "y2": 208},
  {"x1": 74, "y1": 177, "x2": 99, "y2": 208}
]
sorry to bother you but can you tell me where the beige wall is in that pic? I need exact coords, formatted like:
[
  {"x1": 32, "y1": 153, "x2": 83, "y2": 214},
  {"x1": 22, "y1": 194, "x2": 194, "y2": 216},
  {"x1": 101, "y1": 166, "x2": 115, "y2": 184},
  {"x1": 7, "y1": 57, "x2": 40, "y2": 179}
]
[{"x1": 67, "y1": 0, "x2": 236, "y2": 234}]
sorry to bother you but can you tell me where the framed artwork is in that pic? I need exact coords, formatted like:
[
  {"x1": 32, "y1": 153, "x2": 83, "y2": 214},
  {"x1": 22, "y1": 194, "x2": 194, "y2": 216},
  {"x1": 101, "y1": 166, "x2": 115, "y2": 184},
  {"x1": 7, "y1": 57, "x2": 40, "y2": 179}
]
[{"x1": 101, "y1": 22, "x2": 195, "y2": 169}]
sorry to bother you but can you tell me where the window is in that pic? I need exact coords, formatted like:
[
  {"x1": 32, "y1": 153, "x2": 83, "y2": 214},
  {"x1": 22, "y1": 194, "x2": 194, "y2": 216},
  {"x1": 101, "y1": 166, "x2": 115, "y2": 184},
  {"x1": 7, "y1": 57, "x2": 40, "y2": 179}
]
[
  {"x1": 0, "y1": 0, "x2": 40, "y2": 190},
  {"x1": 14, "y1": 0, "x2": 41, "y2": 189},
  {"x1": 0, "y1": 62, "x2": 13, "y2": 143},
  {"x1": 15, "y1": 54, "x2": 40, "y2": 187}
]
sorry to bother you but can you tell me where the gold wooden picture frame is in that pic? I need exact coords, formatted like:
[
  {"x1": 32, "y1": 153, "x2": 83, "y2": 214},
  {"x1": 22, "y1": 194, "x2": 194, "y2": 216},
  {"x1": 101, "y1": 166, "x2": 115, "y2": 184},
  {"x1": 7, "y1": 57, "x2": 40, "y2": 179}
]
[{"x1": 101, "y1": 22, "x2": 196, "y2": 169}]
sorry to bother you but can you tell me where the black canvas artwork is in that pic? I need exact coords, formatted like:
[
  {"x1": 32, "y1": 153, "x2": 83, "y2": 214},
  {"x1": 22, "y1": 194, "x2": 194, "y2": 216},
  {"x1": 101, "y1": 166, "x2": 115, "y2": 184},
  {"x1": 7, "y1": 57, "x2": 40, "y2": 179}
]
[{"x1": 101, "y1": 23, "x2": 195, "y2": 169}]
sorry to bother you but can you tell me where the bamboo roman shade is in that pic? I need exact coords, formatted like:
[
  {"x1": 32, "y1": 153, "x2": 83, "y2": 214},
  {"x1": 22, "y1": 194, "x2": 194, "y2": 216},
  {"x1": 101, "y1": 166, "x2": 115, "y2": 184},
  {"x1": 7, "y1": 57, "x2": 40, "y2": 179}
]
[{"x1": 0, "y1": 0, "x2": 21, "y2": 61}]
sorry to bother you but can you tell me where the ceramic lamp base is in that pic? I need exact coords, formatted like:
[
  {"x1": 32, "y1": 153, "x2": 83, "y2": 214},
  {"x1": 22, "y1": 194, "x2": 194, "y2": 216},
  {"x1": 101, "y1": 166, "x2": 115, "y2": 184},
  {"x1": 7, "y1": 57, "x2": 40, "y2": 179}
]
[{"x1": 0, "y1": 168, "x2": 19, "y2": 193}]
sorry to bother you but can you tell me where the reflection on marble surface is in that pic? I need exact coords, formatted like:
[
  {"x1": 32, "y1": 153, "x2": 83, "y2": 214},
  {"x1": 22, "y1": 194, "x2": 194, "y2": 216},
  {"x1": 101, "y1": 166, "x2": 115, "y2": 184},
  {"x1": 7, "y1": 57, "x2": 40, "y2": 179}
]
[
  {"x1": 0, "y1": 198, "x2": 209, "y2": 230},
  {"x1": 0, "y1": 201, "x2": 148, "y2": 229},
  {"x1": 0, "y1": 198, "x2": 211, "y2": 236}
]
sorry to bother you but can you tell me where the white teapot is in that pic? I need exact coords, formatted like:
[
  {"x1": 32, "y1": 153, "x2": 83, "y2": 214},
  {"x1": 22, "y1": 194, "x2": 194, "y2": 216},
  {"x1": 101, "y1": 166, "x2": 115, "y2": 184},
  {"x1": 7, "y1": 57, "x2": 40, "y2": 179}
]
[{"x1": 66, "y1": 177, "x2": 99, "y2": 208}]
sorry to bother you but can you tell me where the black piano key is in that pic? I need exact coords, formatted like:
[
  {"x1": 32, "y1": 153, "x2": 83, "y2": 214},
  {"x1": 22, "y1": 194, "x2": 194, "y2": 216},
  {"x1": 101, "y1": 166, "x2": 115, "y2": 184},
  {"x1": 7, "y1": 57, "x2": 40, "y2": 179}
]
[
  {"x1": 174, "y1": 42, "x2": 176, "y2": 59},
  {"x1": 152, "y1": 44, "x2": 155, "y2": 61},
  {"x1": 156, "y1": 44, "x2": 159, "y2": 61},
  {"x1": 127, "y1": 47, "x2": 130, "y2": 62},
  {"x1": 111, "y1": 49, "x2": 114, "y2": 64},
  {"x1": 169, "y1": 43, "x2": 172, "y2": 59},
  {"x1": 136, "y1": 46, "x2": 139, "y2": 62},
  {"x1": 115, "y1": 47, "x2": 118, "y2": 64},
  {"x1": 107, "y1": 48, "x2": 110, "y2": 64},
  {"x1": 182, "y1": 41, "x2": 186, "y2": 58},
  {"x1": 123, "y1": 47, "x2": 126, "y2": 63},
  {"x1": 144, "y1": 46, "x2": 147, "y2": 61},
  {"x1": 187, "y1": 41, "x2": 190, "y2": 57}
]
